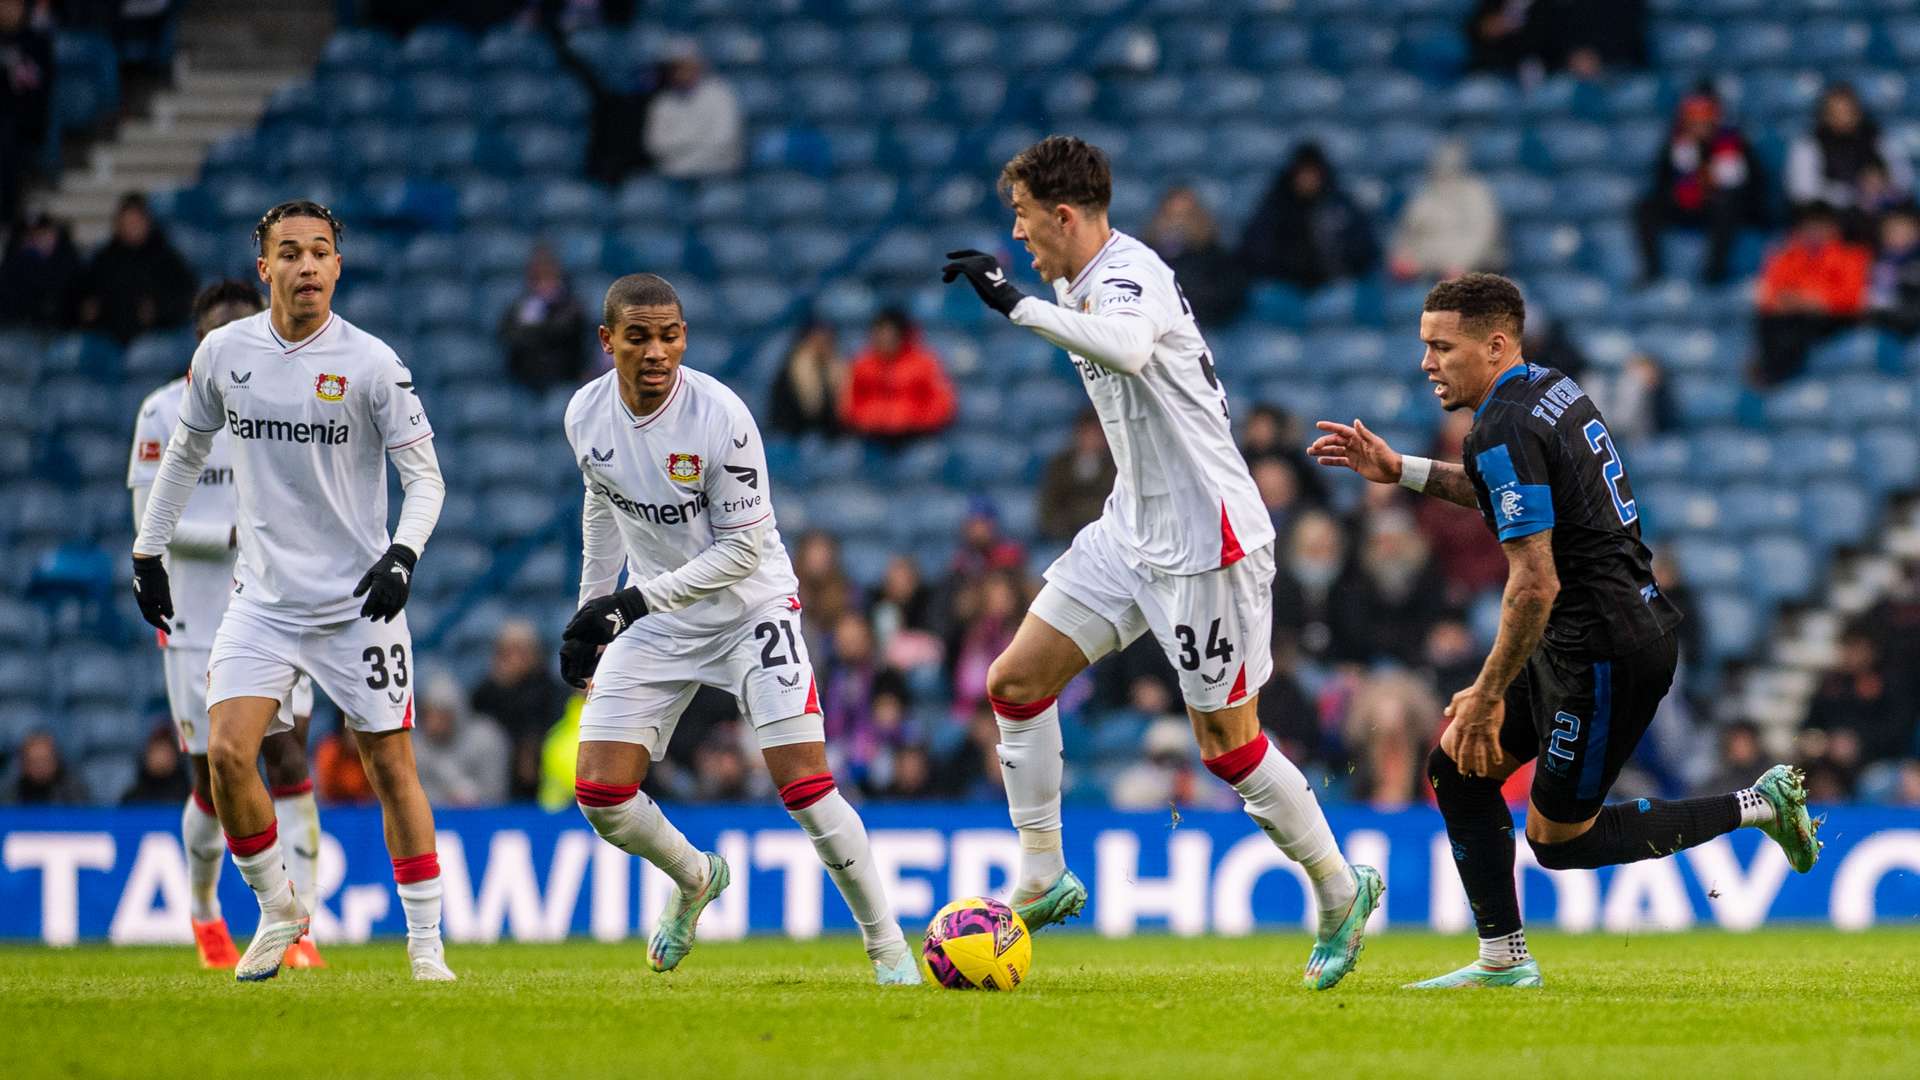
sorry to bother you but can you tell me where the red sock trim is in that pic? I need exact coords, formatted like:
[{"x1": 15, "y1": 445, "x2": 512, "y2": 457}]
[
  {"x1": 226, "y1": 821, "x2": 278, "y2": 857},
  {"x1": 989, "y1": 694, "x2": 1057, "y2": 722},
  {"x1": 1203, "y1": 735, "x2": 1270, "y2": 786},
  {"x1": 779, "y1": 773, "x2": 836, "y2": 811},
  {"x1": 269, "y1": 779, "x2": 314, "y2": 799},
  {"x1": 190, "y1": 787, "x2": 215, "y2": 816},
  {"x1": 575, "y1": 779, "x2": 640, "y2": 808},
  {"x1": 392, "y1": 852, "x2": 440, "y2": 885}
]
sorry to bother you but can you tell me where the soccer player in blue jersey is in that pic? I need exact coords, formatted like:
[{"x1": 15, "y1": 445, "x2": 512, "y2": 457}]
[{"x1": 1309, "y1": 273, "x2": 1822, "y2": 987}]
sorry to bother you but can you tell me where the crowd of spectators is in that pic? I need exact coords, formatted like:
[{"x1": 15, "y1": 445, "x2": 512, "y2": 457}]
[{"x1": 0, "y1": 192, "x2": 192, "y2": 339}]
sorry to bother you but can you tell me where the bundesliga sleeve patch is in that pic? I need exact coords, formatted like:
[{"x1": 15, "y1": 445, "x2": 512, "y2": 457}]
[{"x1": 137, "y1": 440, "x2": 162, "y2": 461}]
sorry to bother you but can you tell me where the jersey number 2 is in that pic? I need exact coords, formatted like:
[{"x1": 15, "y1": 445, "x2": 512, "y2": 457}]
[{"x1": 1582, "y1": 419, "x2": 1637, "y2": 526}]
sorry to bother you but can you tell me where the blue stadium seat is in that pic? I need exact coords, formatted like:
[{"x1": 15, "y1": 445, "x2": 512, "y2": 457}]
[
  {"x1": 1343, "y1": 70, "x2": 1427, "y2": 120},
  {"x1": 321, "y1": 28, "x2": 398, "y2": 73},
  {"x1": 410, "y1": 72, "x2": 476, "y2": 121},
  {"x1": 1761, "y1": 379, "x2": 1837, "y2": 425},
  {"x1": 124, "y1": 331, "x2": 193, "y2": 380},
  {"x1": 1803, "y1": 485, "x2": 1875, "y2": 549},
  {"x1": 1692, "y1": 428, "x2": 1775, "y2": 479},
  {"x1": 1831, "y1": 375, "x2": 1913, "y2": 424},
  {"x1": 1654, "y1": 24, "x2": 1718, "y2": 66},
  {"x1": 1797, "y1": 20, "x2": 1873, "y2": 65},
  {"x1": 1722, "y1": 22, "x2": 1795, "y2": 66},
  {"x1": 1263, "y1": 71, "x2": 1344, "y2": 117},
  {"x1": 1718, "y1": 485, "x2": 1805, "y2": 534},
  {"x1": 1859, "y1": 428, "x2": 1920, "y2": 491},
  {"x1": 868, "y1": 69, "x2": 938, "y2": 119},
  {"x1": 1771, "y1": 428, "x2": 1859, "y2": 480},
  {"x1": 1674, "y1": 537, "x2": 1746, "y2": 589},
  {"x1": 848, "y1": 20, "x2": 913, "y2": 68},
  {"x1": 400, "y1": 24, "x2": 475, "y2": 70},
  {"x1": 1695, "y1": 591, "x2": 1763, "y2": 663},
  {"x1": 1312, "y1": 22, "x2": 1397, "y2": 70}
]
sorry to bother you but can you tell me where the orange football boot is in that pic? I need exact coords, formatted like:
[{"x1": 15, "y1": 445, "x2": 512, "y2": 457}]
[
  {"x1": 284, "y1": 935, "x2": 327, "y2": 969},
  {"x1": 191, "y1": 918, "x2": 240, "y2": 969}
]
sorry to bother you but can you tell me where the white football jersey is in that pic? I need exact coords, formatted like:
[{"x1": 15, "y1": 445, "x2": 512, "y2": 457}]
[
  {"x1": 128, "y1": 377, "x2": 236, "y2": 650},
  {"x1": 177, "y1": 310, "x2": 434, "y2": 624},
  {"x1": 564, "y1": 366, "x2": 799, "y2": 636},
  {"x1": 1049, "y1": 230, "x2": 1273, "y2": 575}
]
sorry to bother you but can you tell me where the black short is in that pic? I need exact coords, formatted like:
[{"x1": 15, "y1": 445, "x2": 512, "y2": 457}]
[{"x1": 1498, "y1": 630, "x2": 1679, "y2": 824}]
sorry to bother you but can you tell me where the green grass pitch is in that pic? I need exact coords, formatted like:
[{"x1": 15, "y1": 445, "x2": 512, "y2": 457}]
[{"x1": 3, "y1": 929, "x2": 1916, "y2": 1079}]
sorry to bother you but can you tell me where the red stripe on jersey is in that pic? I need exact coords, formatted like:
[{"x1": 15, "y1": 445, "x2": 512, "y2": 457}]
[
  {"x1": 155, "y1": 628, "x2": 168, "y2": 648},
  {"x1": 714, "y1": 511, "x2": 772, "y2": 532},
  {"x1": 1219, "y1": 501, "x2": 1245, "y2": 568},
  {"x1": 778, "y1": 773, "x2": 836, "y2": 811},
  {"x1": 802, "y1": 675, "x2": 821, "y2": 716},
  {"x1": 226, "y1": 821, "x2": 278, "y2": 857},
  {"x1": 391, "y1": 852, "x2": 440, "y2": 884},
  {"x1": 401, "y1": 694, "x2": 414, "y2": 729},
  {"x1": 1203, "y1": 735, "x2": 1268, "y2": 785}
]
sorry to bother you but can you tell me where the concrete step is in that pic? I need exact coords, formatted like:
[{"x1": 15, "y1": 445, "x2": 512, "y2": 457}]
[
  {"x1": 174, "y1": 69, "x2": 296, "y2": 99},
  {"x1": 119, "y1": 116, "x2": 242, "y2": 145}
]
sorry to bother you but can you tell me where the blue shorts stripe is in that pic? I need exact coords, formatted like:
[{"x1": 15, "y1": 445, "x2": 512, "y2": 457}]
[{"x1": 1578, "y1": 661, "x2": 1612, "y2": 800}]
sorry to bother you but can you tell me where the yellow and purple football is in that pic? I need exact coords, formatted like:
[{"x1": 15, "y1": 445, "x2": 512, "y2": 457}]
[{"x1": 920, "y1": 896, "x2": 1032, "y2": 991}]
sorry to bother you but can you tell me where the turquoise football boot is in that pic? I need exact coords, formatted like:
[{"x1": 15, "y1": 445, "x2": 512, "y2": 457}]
[
  {"x1": 873, "y1": 951, "x2": 924, "y2": 986},
  {"x1": 647, "y1": 852, "x2": 729, "y2": 973},
  {"x1": 1752, "y1": 764, "x2": 1823, "y2": 874},
  {"x1": 1303, "y1": 864, "x2": 1384, "y2": 990},
  {"x1": 1404, "y1": 959, "x2": 1544, "y2": 990},
  {"x1": 1010, "y1": 868, "x2": 1087, "y2": 932}
]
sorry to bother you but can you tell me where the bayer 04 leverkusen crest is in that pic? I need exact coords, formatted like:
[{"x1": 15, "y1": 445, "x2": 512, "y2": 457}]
[
  {"x1": 314, "y1": 373, "x2": 348, "y2": 401},
  {"x1": 665, "y1": 452, "x2": 702, "y2": 484}
]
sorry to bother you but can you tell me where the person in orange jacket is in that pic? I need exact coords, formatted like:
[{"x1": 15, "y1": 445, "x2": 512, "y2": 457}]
[
  {"x1": 839, "y1": 308, "x2": 957, "y2": 445},
  {"x1": 1754, "y1": 202, "x2": 1872, "y2": 386}
]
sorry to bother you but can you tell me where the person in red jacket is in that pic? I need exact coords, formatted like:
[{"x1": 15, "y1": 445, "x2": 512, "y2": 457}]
[
  {"x1": 839, "y1": 308, "x2": 957, "y2": 444},
  {"x1": 1634, "y1": 86, "x2": 1766, "y2": 285},
  {"x1": 1753, "y1": 202, "x2": 1873, "y2": 385}
]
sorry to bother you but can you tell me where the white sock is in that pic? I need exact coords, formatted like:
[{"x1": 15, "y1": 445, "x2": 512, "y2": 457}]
[
  {"x1": 1212, "y1": 736, "x2": 1355, "y2": 934},
  {"x1": 786, "y1": 785, "x2": 908, "y2": 964},
  {"x1": 579, "y1": 791, "x2": 709, "y2": 892},
  {"x1": 1479, "y1": 929, "x2": 1531, "y2": 967},
  {"x1": 230, "y1": 835, "x2": 301, "y2": 922},
  {"x1": 1736, "y1": 787, "x2": 1776, "y2": 826},
  {"x1": 396, "y1": 877, "x2": 443, "y2": 948},
  {"x1": 993, "y1": 697, "x2": 1066, "y2": 897},
  {"x1": 272, "y1": 786, "x2": 321, "y2": 915},
  {"x1": 182, "y1": 795, "x2": 224, "y2": 922}
]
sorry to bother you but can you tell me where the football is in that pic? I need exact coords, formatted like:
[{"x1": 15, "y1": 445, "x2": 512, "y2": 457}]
[{"x1": 920, "y1": 897, "x2": 1032, "y2": 991}]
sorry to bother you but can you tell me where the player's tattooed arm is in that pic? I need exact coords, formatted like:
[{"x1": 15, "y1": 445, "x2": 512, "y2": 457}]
[
  {"x1": 1421, "y1": 462, "x2": 1480, "y2": 509},
  {"x1": 1443, "y1": 529, "x2": 1558, "y2": 776}
]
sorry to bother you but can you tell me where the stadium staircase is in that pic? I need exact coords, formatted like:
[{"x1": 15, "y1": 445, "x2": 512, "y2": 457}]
[{"x1": 42, "y1": 0, "x2": 329, "y2": 247}]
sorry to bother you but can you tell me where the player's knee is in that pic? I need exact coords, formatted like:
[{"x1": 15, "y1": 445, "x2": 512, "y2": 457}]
[
  {"x1": 1526, "y1": 832, "x2": 1592, "y2": 871},
  {"x1": 986, "y1": 655, "x2": 1060, "y2": 711},
  {"x1": 1426, "y1": 745, "x2": 1464, "y2": 800},
  {"x1": 206, "y1": 728, "x2": 253, "y2": 780},
  {"x1": 574, "y1": 779, "x2": 640, "y2": 837}
]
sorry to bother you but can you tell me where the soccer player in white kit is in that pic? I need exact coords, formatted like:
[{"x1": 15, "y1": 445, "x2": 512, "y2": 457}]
[
  {"x1": 942, "y1": 136, "x2": 1381, "y2": 989},
  {"x1": 556, "y1": 273, "x2": 916, "y2": 984},
  {"x1": 127, "y1": 279, "x2": 326, "y2": 971},
  {"x1": 130, "y1": 201, "x2": 453, "y2": 982}
]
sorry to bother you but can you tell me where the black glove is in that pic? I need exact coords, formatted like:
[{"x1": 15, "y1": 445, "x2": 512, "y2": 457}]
[
  {"x1": 352, "y1": 544, "x2": 416, "y2": 622},
  {"x1": 942, "y1": 249, "x2": 1027, "y2": 316},
  {"x1": 558, "y1": 587, "x2": 650, "y2": 689},
  {"x1": 131, "y1": 554, "x2": 173, "y2": 634}
]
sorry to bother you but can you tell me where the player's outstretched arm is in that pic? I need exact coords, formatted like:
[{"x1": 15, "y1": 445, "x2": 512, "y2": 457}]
[
  {"x1": 1308, "y1": 418, "x2": 1478, "y2": 509},
  {"x1": 941, "y1": 248, "x2": 1155, "y2": 375}
]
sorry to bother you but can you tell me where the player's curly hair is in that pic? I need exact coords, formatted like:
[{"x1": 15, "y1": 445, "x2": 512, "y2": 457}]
[
  {"x1": 191, "y1": 279, "x2": 264, "y2": 326},
  {"x1": 603, "y1": 272, "x2": 684, "y2": 326},
  {"x1": 999, "y1": 135, "x2": 1112, "y2": 212},
  {"x1": 1423, "y1": 272, "x2": 1525, "y2": 339},
  {"x1": 253, "y1": 199, "x2": 342, "y2": 256}
]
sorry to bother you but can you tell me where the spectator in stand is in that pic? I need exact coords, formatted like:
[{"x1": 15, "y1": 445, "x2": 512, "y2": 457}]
[
  {"x1": 72, "y1": 193, "x2": 194, "y2": 343},
  {"x1": 313, "y1": 727, "x2": 374, "y2": 804},
  {"x1": 1423, "y1": 620, "x2": 1484, "y2": 695},
  {"x1": 1257, "y1": 642, "x2": 1322, "y2": 767},
  {"x1": 470, "y1": 619, "x2": 571, "y2": 801},
  {"x1": 792, "y1": 530, "x2": 854, "y2": 658},
  {"x1": 691, "y1": 732, "x2": 753, "y2": 801},
  {"x1": 1634, "y1": 87, "x2": 1765, "y2": 285},
  {"x1": 767, "y1": 320, "x2": 845, "y2": 437},
  {"x1": 1752, "y1": 202, "x2": 1872, "y2": 386},
  {"x1": 1036, "y1": 409, "x2": 1116, "y2": 541},
  {"x1": 1794, "y1": 727, "x2": 1860, "y2": 802},
  {"x1": 950, "y1": 569, "x2": 1023, "y2": 719},
  {"x1": 1143, "y1": 184, "x2": 1245, "y2": 326},
  {"x1": 1869, "y1": 204, "x2": 1920, "y2": 338},
  {"x1": 643, "y1": 39, "x2": 742, "y2": 179},
  {"x1": 1692, "y1": 720, "x2": 1769, "y2": 799},
  {"x1": 821, "y1": 610, "x2": 882, "y2": 756},
  {"x1": 1239, "y1": 142, "x2": 1379, "y2": 290},
  {"x1": 0, "y1": 0, "x2": 52, "y2": 224},
  {"x1": 1809, "y1": 628, "x2": 1911, "y2": 765},
  {"x1": 1413, "y1": 412, "x2": 1506, "y2": 605},
  {"x1": 1466, "y1": 0, "x2": 1646, "y2": 79},
  {"x1": 1343, "y1": 671, "x2": 1440, "y2": 809},
  {"x1": 1583, "y1": 352, "x2": 1676, "y2": 445},
  {"x1": 1389, "y1": 141, "x2": 1506, "y2": 282},
  {"x1": 2, "y1": 731, "x2": 87, "y2": 804},
  {"x1": 1239, "y1": 402, "x2": 1326, "y2": 505},
  {"x1": 1272, "y1": 509, "x2": 1347, "y2": 666},
  {"x1": 497, "y1": 244, "x2": 587, "y2": 392},
  {"x1": 867, "y1": 553, "x2": 938, "y2": 650},
  {"x1": 1883, "y1": 760, "x2": 1920, "y2": 808},
  {"x1": 1251, "y1": 456, "x2": 1306, "y2": 540},
  {"x1": 1786, "y1": 83, "x2": 1913, "y2": 226},
  {"x1": 948, "y1": 495, "x2": 1027, "y2": 585},
  {"x1": 412, "y1": 672, "x2": 511, "y2": 807},
  {"x1": 0, "y1": 211, "x2": 80, "y2": 327},
  {"x1": 881, "y1": 744, "x2": 934, "y2": 800},
  {"x1": 840, "y1": 308, "x2": 957, "y2": 444},
  {"x1": 1328, "y1": 508, "x2": 1454, "y2": 666},
  {"x1": 119, "y1": 723, "x2": 189, "y2": 804}
]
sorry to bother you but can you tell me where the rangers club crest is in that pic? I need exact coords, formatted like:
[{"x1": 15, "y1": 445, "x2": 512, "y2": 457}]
[
  {"x1": 666, "y1": 452, "x2": 702, "y2": 484},
  {"x1": 314, "y1": 373, "x2": 348, "y2": 401}
]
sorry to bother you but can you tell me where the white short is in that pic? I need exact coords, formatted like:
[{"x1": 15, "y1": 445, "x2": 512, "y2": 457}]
[
  {"x1": 1035, "y1": 519, "x2": 1276, "y2": 713},
  {"x1": 207, "y1": 599, "x2": 414, "y2": 736},
  {"x1": 163, "y1": 648, "x2": 312, "y2": 755},
  {"x1": 579, "y1": 598, "x2": 825, "y2": 758}
]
